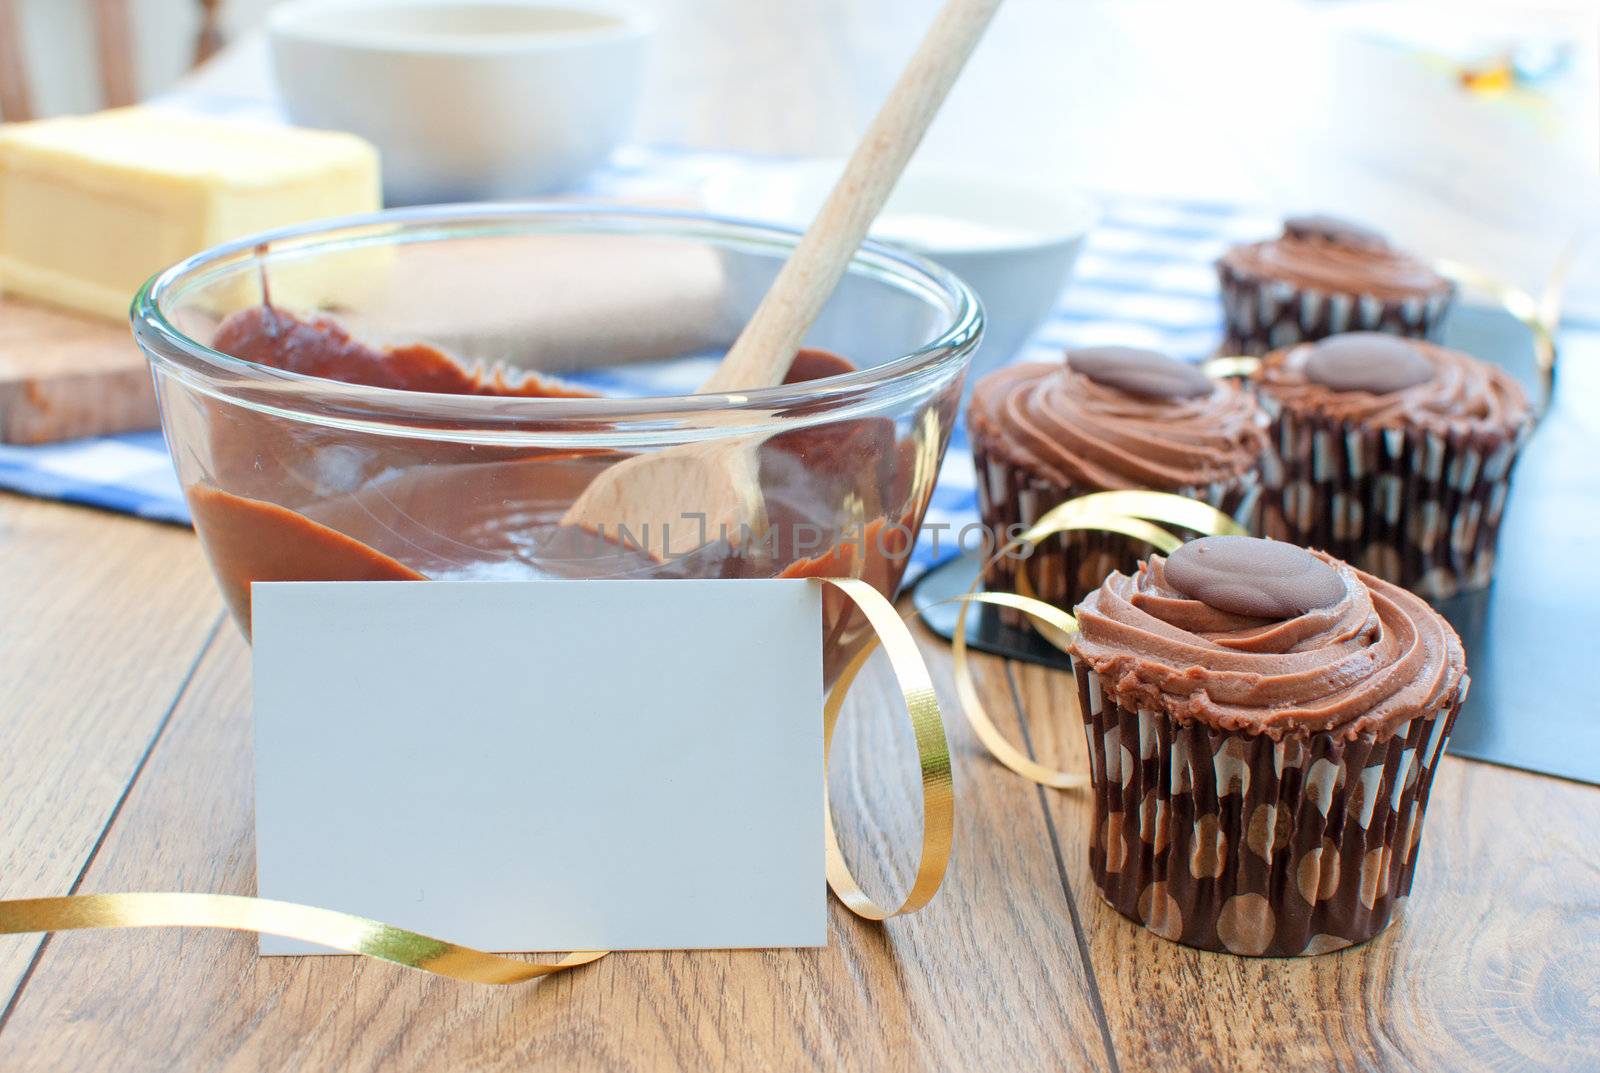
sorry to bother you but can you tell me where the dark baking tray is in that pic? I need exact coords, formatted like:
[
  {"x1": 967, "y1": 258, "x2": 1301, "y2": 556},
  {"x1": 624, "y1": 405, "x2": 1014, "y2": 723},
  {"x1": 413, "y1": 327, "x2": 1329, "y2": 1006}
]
[{"x1": 912, "y1": 303, "x2": 1600, "y2": 786}]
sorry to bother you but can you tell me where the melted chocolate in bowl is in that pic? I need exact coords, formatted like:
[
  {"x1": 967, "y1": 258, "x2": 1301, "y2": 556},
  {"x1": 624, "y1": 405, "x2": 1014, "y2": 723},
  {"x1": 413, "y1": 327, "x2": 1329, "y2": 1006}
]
[{"x1": 186, "y1": 306, "x2": 930, "y2": 682}]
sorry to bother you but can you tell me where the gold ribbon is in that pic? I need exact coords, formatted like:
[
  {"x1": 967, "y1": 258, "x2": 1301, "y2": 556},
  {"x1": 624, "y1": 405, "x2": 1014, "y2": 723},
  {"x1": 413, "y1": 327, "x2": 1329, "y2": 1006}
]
[
  {"x1": 0, "y1": 579, "x2": 952, "y2": 983},
  {"x1": 0, "y1": 894, "x2": 605, "y2": 984},
  {"x1": 820, "y1": 578, "x2": 952, "y2": 919},
  {"x1": 1198, "y1": 354, "x2": 1263, "y2": 380},
  {"x1": 948, "y1": 491, "x2": 1247, "y2": 789}
]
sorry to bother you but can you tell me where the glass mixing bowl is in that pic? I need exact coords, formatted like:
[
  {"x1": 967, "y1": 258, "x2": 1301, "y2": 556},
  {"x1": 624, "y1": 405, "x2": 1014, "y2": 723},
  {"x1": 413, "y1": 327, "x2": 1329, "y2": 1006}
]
[{"x1": 133, "y1": 205, "x2": 980, "y2": 676}]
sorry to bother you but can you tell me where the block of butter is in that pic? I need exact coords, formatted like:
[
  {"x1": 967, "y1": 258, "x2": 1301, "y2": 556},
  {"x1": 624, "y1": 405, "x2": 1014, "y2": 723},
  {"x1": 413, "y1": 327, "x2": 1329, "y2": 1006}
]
[{"x1": 0, "y1": 107, "x2": 380, "y2": 321}]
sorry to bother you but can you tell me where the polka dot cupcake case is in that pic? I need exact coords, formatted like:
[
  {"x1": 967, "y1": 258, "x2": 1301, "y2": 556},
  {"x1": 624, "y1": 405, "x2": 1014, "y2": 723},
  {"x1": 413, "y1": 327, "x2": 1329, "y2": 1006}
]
[
  {"x1": 1070, "y1": 659, "x2": 1466, "y2": 957},
  {"x1": 1215, "y1": 216, "x2": 1456, "y2": 357},
  {"x1": 1256, "y1": 396, "x2": 1530, "y2": 600},
  {"x1": 1217, "y1": 260, "x2": 1453, "y2": 358}
]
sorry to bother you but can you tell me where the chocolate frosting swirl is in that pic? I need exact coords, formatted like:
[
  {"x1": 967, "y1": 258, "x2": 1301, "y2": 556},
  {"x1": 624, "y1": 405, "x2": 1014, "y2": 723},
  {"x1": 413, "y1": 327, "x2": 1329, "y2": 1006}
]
[
  {"x1": 1068, "y1": 547, "x2": 1466, "y2": 741},
  {"x1": 969, "y1": 357, "x2": 1267, "y2": 490},
  {"x1": 1219, "y1": 219, "x2": 1449, "y2": 300},
  {"x1": 1255, "y1": 338, "x2": 1532, "y2": 441}
]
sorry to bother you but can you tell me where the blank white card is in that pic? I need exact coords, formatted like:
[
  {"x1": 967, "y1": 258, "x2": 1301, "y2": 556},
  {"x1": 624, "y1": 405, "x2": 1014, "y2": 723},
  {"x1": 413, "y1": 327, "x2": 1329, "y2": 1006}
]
[{"x1": 252, "y1": 579, "x2": 825, "y2": 954}]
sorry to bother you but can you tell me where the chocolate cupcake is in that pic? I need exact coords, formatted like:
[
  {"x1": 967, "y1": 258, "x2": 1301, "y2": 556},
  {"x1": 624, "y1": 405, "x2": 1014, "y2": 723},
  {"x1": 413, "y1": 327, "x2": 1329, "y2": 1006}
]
[
  {"x1": 1217, "y1": 215, "x2": 1454, "y2": 355},
  {"x1": 1068, "y1": 536, "x2": 1468, "y2": 956},
  {"x1": 969, "y1": 346, "x2": 1267, "y2": 619},
  {"x1": 1253, "y1": 333, "x2": 1534, "y2": 600}
]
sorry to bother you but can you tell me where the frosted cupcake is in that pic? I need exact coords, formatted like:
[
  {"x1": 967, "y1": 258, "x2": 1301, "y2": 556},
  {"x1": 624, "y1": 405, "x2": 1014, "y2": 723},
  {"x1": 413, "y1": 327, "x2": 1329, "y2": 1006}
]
[
  {"x1": 969, "y1": 346, "x2": 1267, "y2": 619},
  {"x1": 1217, "y1": 215, "x2": 1454, "y2": 356},
  {"x1": 1068, "y1": 536, "x2": 1468, "y2": 956},
  {"x1": 1253, "y1": 333, "x2": 1534, "y2": 599}
]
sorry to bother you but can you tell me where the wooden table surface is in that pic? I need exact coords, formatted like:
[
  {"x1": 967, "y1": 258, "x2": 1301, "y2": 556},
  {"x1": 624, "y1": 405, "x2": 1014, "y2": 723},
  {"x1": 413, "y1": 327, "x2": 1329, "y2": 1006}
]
[{"x1": 3, "y1": 3, "x2": 1598, "y2": 1069}]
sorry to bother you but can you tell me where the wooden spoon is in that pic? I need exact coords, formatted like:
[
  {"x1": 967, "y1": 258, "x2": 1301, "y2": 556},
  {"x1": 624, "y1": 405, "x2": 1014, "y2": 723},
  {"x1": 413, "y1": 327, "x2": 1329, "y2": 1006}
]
[{"x1": 562, "y1": 0, "x2": 1003, "y2": 554}]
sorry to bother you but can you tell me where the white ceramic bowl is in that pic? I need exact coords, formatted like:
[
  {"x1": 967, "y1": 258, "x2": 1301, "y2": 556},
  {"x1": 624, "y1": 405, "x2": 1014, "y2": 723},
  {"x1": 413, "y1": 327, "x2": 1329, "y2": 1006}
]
[
  {"x1": 269, "y1": 0, "x2": 651, "y2": 204},
  {"x1": 705, "y1": 161, "x2": 1097, "y2": 382}
]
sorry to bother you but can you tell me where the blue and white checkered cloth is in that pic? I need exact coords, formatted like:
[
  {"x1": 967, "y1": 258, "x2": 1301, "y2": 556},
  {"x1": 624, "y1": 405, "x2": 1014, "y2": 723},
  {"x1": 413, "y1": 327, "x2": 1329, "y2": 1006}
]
[{"x1": 0, "y1": 125, "x2": 1273, "y2": 580}]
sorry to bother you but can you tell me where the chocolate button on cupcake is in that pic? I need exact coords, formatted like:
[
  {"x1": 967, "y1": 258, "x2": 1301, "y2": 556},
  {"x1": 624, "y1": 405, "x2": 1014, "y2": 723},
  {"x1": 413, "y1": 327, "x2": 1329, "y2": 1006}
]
[
  {"x1": 1165, "y1": 535, "x2": 1343, "y2": 619},
  {"x1": 1067, "y1": 546, "x2": 1469, "y2": 956},
  {"x1": 1303, "y1": 333, "x2": 1434, "y2": 395},
  {"x1": 1282, "y1": 214, "x2": 1389, "y2": 252},
  {"x1": 1254, "y1": 338, "x2": 1533, "y2": 599},
  {"x1": 1216, "y1": 216, "x2": 1453, "y2": 355},
  {"x1": 967, "y1": 350, "x2": 1268, "y2": 620},
  {"x1": 1067, "y1": 346, "x2": 1212, "y2": 400}
]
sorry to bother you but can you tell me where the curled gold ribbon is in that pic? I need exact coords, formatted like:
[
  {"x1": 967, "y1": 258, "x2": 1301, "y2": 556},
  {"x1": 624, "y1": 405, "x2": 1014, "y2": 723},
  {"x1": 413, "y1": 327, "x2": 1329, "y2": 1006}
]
[
  {"x1": 0, "y1": 893, "x2": 605, "y2": 984},
  {"x1": 949, "y1": 491, "x2": 1246, "y2": 789},
  {"x1": 1200, "y1": 354, "x2": 1262, "y2": 380},
  {"x1": 950, "y1": 591, "x2": 1093, "y2": 789},
  {"x1": 0, "y1": 577, "x2": 957, "y2": 985},
  {"x1": 819, "y1": 578, "x2": 953, "y2": 919}
]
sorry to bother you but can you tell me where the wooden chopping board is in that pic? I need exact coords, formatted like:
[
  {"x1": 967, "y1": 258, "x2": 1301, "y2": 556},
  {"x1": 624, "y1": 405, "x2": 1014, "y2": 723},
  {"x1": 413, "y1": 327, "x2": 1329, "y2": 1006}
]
[{"x1": 0, "y1": 295, "x2": 159, "y2": 444}]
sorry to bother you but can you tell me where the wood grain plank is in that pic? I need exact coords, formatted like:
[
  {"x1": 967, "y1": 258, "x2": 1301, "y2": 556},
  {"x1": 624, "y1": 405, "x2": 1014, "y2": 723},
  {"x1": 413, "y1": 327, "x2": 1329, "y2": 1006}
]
[
  {"x1": 0, "y1": 617, "x2": 1114, "y2": 1072},
  {"x1": 1009, "y1": 661, "x2": 1600, "y2": 1073},
  {"x1": 0, "y1": 296, "x2": 159, "y2": 444},
  {"x1": 0, "y1": 495, "x2": 223, "y2": 1005}
]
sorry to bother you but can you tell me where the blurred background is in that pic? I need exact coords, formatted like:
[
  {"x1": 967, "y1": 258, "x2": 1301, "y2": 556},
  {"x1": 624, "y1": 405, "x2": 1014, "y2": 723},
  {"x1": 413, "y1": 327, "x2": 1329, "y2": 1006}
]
[{"x1": 3, "y1": 0, "x2": 1597, "y2": 312}]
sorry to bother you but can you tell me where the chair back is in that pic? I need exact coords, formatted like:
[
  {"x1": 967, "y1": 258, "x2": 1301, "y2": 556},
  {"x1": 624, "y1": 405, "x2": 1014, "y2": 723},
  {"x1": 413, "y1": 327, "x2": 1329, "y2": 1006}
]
[{"x1": 0, "y1": 0, "x2": 225, "y2": 121}]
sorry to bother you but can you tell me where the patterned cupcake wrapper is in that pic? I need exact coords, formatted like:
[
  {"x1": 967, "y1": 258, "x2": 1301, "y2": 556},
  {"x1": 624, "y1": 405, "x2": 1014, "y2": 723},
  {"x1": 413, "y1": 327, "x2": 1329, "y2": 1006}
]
[
  {"x1": 1071, "y1": 659, "x2": 1466, "y2": 956},
  {"x1": 971, "y1": 440, "x2": 1261, "y2": 622},
  {"x1": 1216, "y1": 262, "x2": 1454, "y2": 357},
  {"x1": 1257, "y1": 401, "x2": 1531, "y2": 600}
]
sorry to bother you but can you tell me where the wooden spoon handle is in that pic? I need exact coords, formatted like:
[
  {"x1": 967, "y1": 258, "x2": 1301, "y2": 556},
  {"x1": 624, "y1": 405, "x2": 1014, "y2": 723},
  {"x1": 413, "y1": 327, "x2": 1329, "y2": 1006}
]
[{"x1": 697, "y1": 0, "x2": 1004, "y2": 395}]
